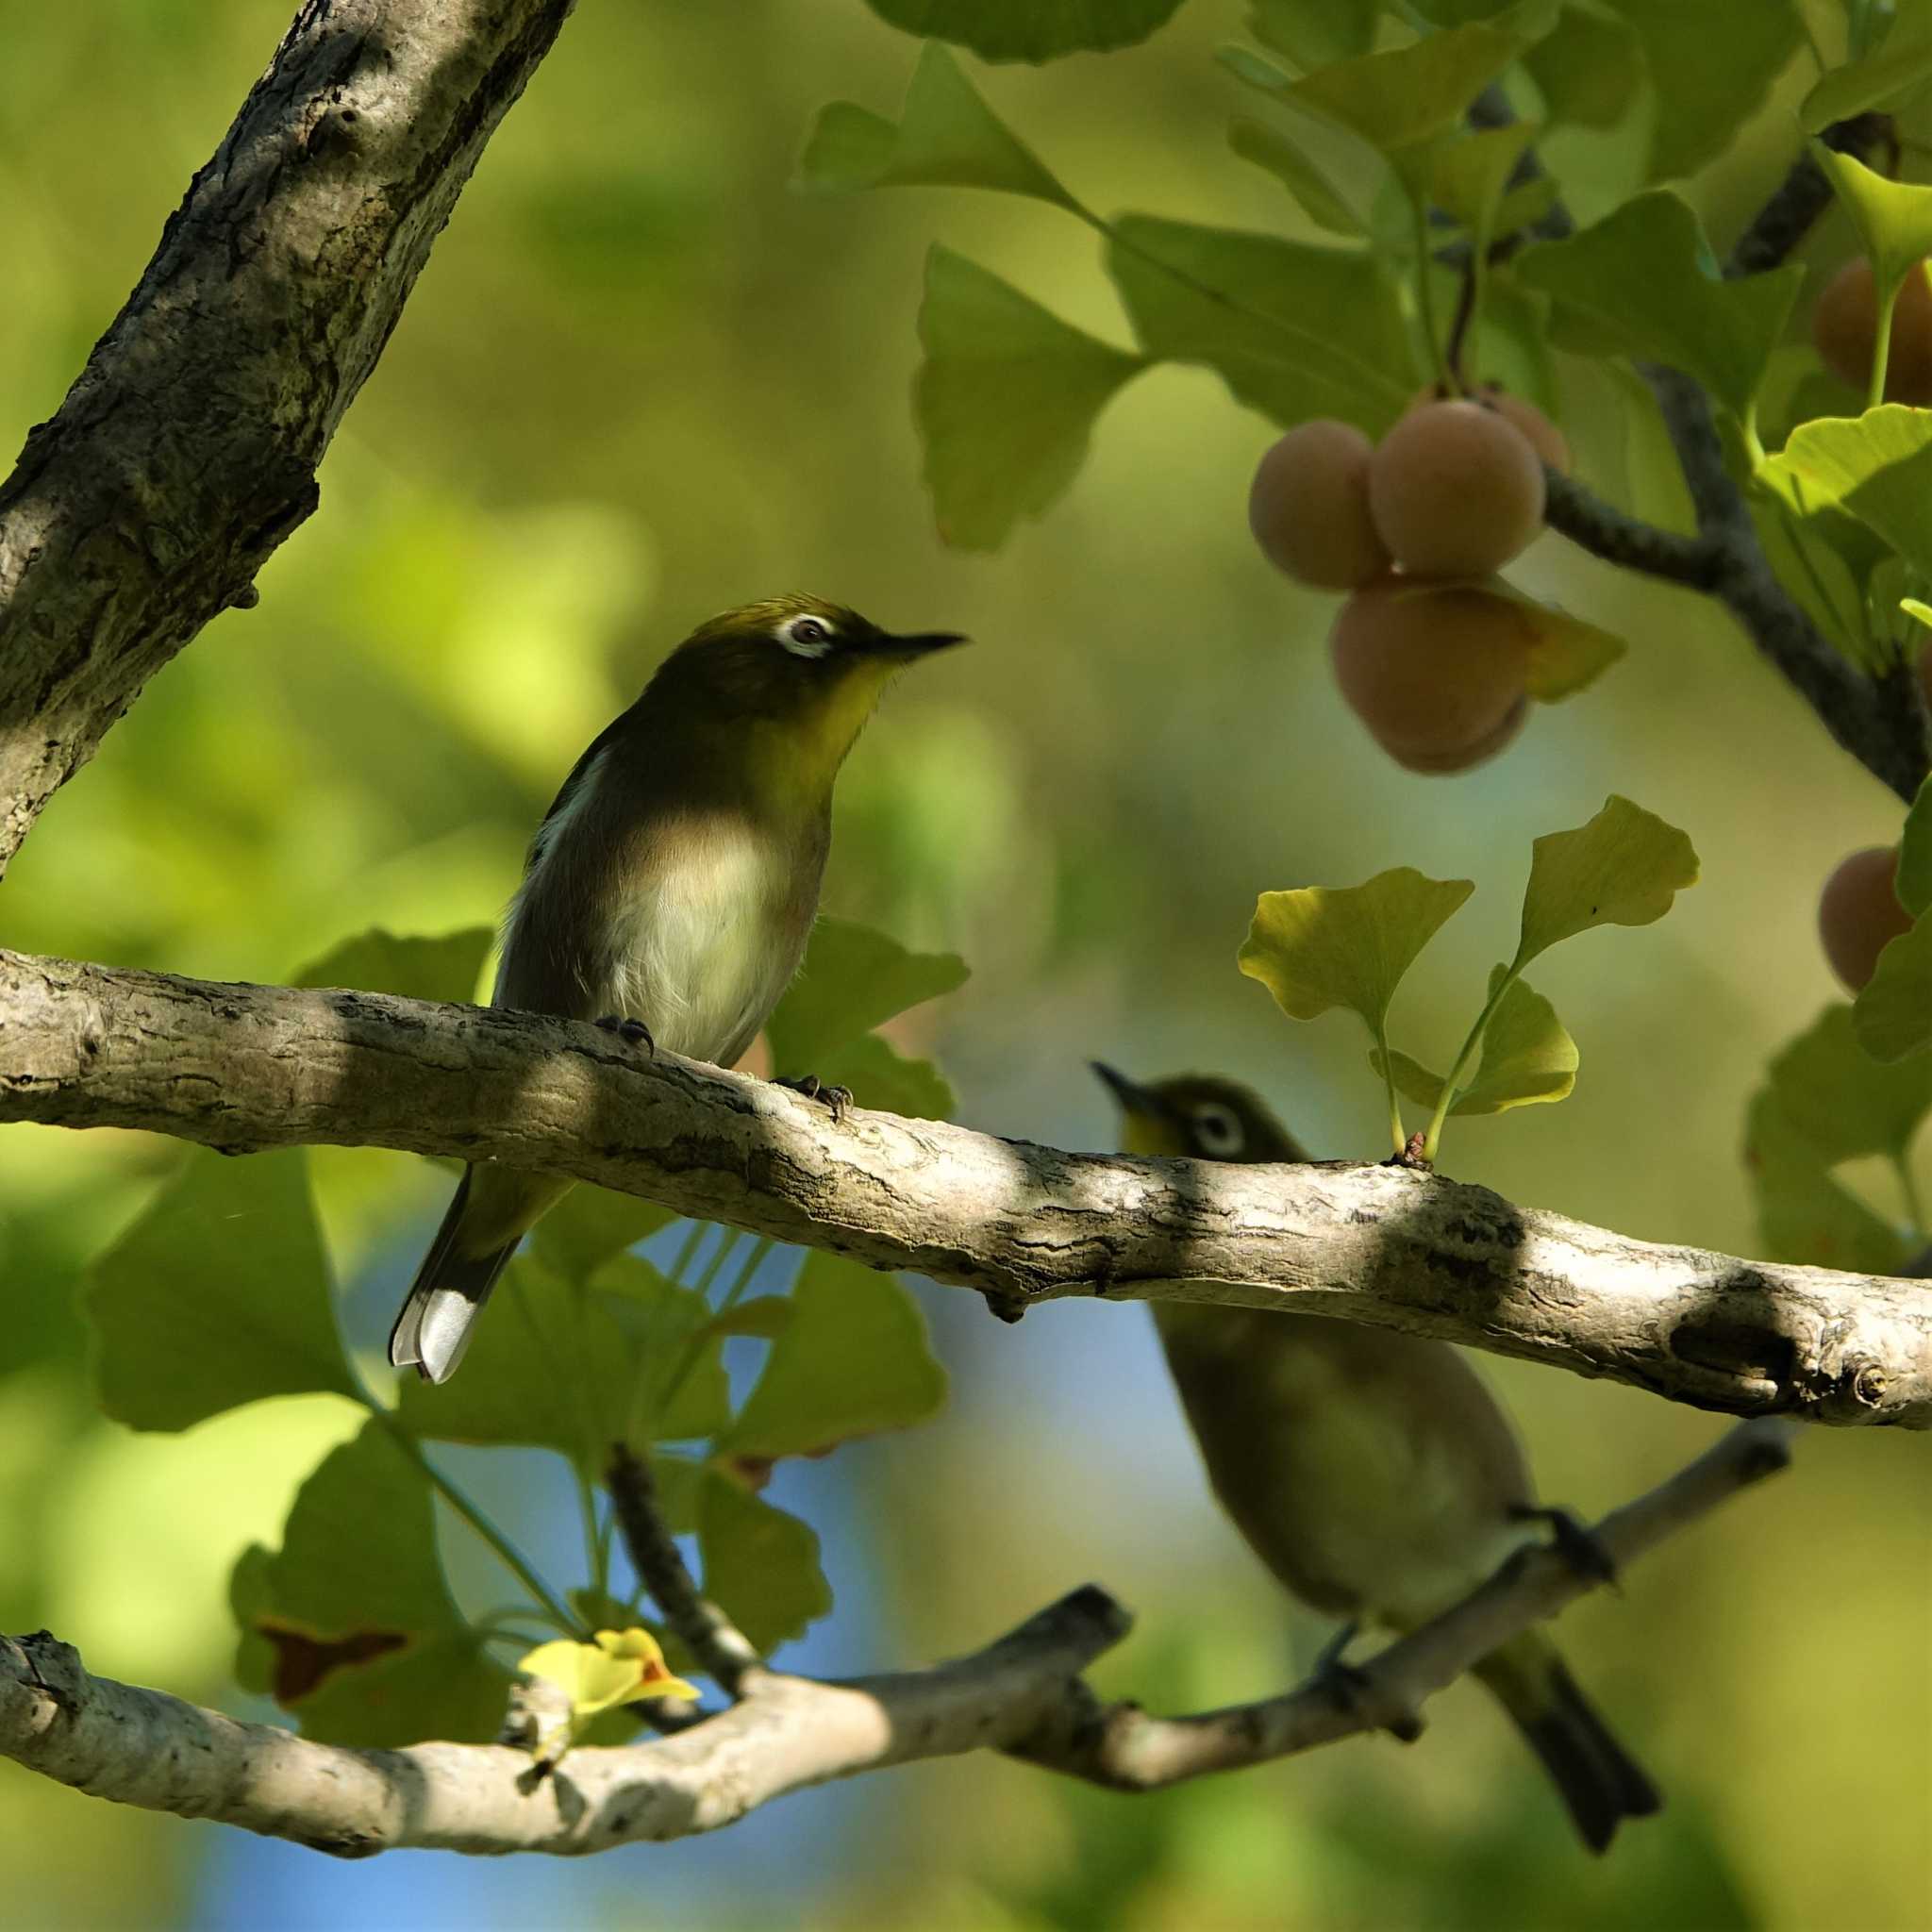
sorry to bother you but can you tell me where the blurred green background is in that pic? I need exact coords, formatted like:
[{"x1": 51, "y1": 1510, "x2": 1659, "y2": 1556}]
[{"x1": 2, "y1": 2, "x2": 1927, "y2": 1927}]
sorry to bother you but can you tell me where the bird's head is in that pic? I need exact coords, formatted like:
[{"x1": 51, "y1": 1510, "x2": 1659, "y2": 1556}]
[
  {"x1": 1091, "y1": 1063, "x2": 1308, "y2": 1163},
  {"x1": 650, "y1": 594, "x2": 965, "y2": 783}
]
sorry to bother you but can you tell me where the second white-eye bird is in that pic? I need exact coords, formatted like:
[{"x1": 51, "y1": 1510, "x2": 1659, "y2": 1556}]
[
  {"x1": 1093, "y1": 1063, "x2": 1660, "y2": 1854},
  {"x1": 388, "y1": 594, "x2": 964, "y2": 1383}
]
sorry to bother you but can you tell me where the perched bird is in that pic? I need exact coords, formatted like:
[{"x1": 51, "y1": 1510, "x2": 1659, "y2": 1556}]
[
  {"x1": 389, "y1": 594, "x2": 964, "y2": 1383},
  {"x1": 1093, "y1": 1064, "x2": 1660, "y2": 1854}
]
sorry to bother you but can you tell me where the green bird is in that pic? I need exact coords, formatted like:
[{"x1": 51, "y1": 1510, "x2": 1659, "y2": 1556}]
[
  {"x1": 1093, "y1": 1064, "x2": 1660, "y2": 1855},
  {"x1": 388, "y1": 594, "x2": 964, "y2": 1383}
]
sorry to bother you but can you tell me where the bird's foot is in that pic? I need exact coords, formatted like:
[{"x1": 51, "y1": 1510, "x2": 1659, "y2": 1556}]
[
  {"x1": 1511, "y1": 1504, "x2": 1618, "y2": 1588},
  {"x1": 775, "y1": 1074, "x2": 853, "y2": 1124},
  {"x1": 593, "y1": 1015, "x2": 656, "y2": 1055},
  {"x1": 1308, "y1": 1621, "x2": 1423, "y2": 1742}
]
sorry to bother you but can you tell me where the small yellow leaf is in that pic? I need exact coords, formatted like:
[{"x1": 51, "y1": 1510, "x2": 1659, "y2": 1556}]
[{"x1": 516, "y1": 1627, "x2": 699, "y2": 1724}]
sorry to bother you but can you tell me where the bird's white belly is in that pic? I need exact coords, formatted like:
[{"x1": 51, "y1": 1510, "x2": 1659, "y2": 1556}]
[{"x1": 599, "y1": 831, "x2": 797, "y2": 1065}]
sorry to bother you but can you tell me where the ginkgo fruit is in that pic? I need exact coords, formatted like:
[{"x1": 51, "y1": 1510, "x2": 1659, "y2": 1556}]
[
  {"x1": 1811, "y1": 258, "x2": 1932, "y2": 405},
  {"x1": 1367, "y1": 399, "x2": 1545, "y2": 578},
  {"x1": 1248, "y1": 420, "x2": 1391, "y2": 591},
  {"x1": 1818, "y1": 844, "x2": 1913, "y2": 992},
  {"x1": 1476, "y1": 384, "x2": 1570, "y2": 474},
  {"x1": 1330, "y1": 580, "x2": 1532, "y2": 774}
]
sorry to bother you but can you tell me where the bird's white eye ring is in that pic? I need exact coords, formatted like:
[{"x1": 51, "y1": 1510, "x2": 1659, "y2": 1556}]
[
  {"x1": 781, "y1": 615, "x2": 834, "y2": 657},
  {"x1": 1191, "y1": 1103, "x2": 1244, "y2": 1158}
]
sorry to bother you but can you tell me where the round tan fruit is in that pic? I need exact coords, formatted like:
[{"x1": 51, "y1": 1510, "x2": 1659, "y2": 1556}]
[
  {"x1": 1367, "y1": 400, "x2": 1545, "y2": 578},
  {"x1": 1811, "y1": 258, "x2": 1932, "y2": 405},
  {"x1": 1818, "y1": 844, "x2": 1912, "y2": 992},
  {"x1": 1476, "y1": 384, "x2": 1570, "y2": 474},
  {"x1": 1248, "y1": 421, "x2": 1391, "y2": 591},
  {"x1": 1330, "y1": 580, "x2": 1532, "y2": 773}
]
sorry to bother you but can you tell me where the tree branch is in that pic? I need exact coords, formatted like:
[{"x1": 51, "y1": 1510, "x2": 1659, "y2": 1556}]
[
  {"x1": 606, "y1": 1445, "x2": 766, "y2": 1698},
  {"x1": 0, "y1": 0, "x2": 578, "y2": 877},
  {"x1": 0, "y1": 1421, "x2": 1789, "y2": 1855},
  {"x1": 5, "y1": 948, "x2": 1929, "y2": 1427}
]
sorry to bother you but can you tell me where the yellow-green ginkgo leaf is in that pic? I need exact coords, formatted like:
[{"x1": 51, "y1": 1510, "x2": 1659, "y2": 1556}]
[
  {"x1": 1241, "y1": 869, "x2": 1474, "y2": 1038},
  {"x1": 1513, "y1": 795, "x2": 1700, "y2": 968}
]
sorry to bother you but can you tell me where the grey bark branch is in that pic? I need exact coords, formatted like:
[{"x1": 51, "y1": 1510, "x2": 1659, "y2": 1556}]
[
  {"x1": 5, "y1": 948, "x2": 1930, "y2": 1427},
  {"x1": 0, "y1": 0, "x2": 577, "y2": 877},
  {"x1": 0, "y1": 1422, "x2": 1787, "y2": 1857},
  {"x1": 605, "y1": 1444, "x2": 766, "y2": 1698}
]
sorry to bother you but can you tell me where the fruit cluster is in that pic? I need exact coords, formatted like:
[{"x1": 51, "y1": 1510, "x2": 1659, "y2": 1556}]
[{"x1": 1249, "y1": 390, "x2": 1565, "y2": 774}]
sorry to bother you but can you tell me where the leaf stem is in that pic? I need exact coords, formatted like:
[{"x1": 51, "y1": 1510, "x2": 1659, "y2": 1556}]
[
  {"x1": 575, "y1": 1463, "x2": 608, "y2": 1599},
  {"x1": 1422, "y1": 969, "x2": 1516, "y2": 1161},
  {"x1": 1870, "y1": 278, "x2": 1899, "y2": 410},
  {"x1": 1374, "y1": 1022, "x2": 1407, "y2": 1157},
  {"x1": 372, "y1": 1411, "x2": 581, "y2": 1634},
  {"x1": 1411, "y1": 195, "x2": 1454, "y2": 390}
]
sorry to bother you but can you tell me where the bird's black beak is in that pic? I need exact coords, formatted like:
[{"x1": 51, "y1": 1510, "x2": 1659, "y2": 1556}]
[
  {"x1": 869, "y1": 629, "x2": 969, "y2": 658},
  {"x1": 1091, "y1": 1060, "x2": 1174, "y2": 1123}
]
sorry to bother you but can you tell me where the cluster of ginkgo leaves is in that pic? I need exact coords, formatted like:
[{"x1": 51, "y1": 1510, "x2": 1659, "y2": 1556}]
[
  {"x1": 80, "y1": 918, "x2": 963, "y2": 1750},
  {"x1": 1238, "y1": 795, "x2": 1698, "y2": 1161}
]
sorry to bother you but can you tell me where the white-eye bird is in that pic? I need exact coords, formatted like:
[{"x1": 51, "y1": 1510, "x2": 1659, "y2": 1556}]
[
  {"x1": 388, "y1": 594, "x2": 963, "y2": 1383},
  {"x1": 1094, "y1": 1063, "x2": 1660, "y2": 1854}
]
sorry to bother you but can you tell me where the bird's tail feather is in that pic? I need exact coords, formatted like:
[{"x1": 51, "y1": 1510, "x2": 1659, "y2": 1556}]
[
  {"x1": 1477, "y1": 1635, "x2": 1661, "y2": 1854},
  {"x1": 388, "y1": 1170, "x2": 520, "y2": 1385}
]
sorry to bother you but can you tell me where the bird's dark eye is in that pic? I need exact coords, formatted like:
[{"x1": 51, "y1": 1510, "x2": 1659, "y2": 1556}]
[
  {"x1": 1191, "y1": 1105, "x2": 1244, "y2": 1158},
  {"x1": 793, "y1": 619, "x2": 826, "y2": 643}
]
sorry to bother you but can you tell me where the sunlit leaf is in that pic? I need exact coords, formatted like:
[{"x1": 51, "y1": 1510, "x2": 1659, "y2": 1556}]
[
  {"x1": 1374, "y1": 968, "x2": 1577, "y2": 1115},
  {"x1": 1802, "y1": 27, "x2": 1932, "y2": 132},
  {"x1": 1228, "y1": 118, "x2": 1365, "y2": 236},
  {"x1": 234, "y1": 1420, "x2": 508, "y2": 1746},
  {"x1": 1759, "y1": 407, "x2": 1932, "y2": 579},
  {"x1": 1241, "y1": 869, "x2": 1474, "y2": 1037},
  {"x1": 1524, "y1": 5, "x2": 1645, "y2": 128},
  {"x1": 1813, "y1": 146, "x2": 1932, "y2": 354},
  {"x1": 1106, "y1": 216, "x2": 1412, "y2": 434},
  {"x1": 795, "y1": 42, "x2": 1078, "y2": 211},
  {"x1": 1763, "y1": 1001, "x2": 1932, "y2": 1161},
  {"x1": 696, "y1": 1470, "x2": 832, "y2": 1653},
  {"x1": 1854, "y1": 910, "x2": 1932, "y2": 1060},
  {"x1": 85, "y1": 1149, "x2": 357, "y2": 1430},
  {"x1": 1247, "y1": 0, "x2": 1380, "y2": 70},
  {"x1": 1606, "y1": 0, "x2": 1801, "y2": 182},
  {"x1": 1904, "y1": 597, "x2": 1932, "y2": 632},
  {"x1": 291, "y1": 926, "x2": 493, "y2": 1004},
  {"x1": 1744, "y1": 1091, "x2": 1911, "y2": 1272},
  {"x1": 914, "y1": 247, "x2": 1146, "y2": 553},
  {"x1": 1513, "y1": 795, "x2": 1699, "y2": 968},
  {"x1": 768, "y1": 915, "x2": 970, "y2": 1069},
  {"x1": 1514, "y1": 192, "x2": 1803, "y2": 420},
  {"x1": 864, "y1": 0, "x2": 1189, "y2": 61},
  {"x1": 719, "y1": 1252, "x2": 947, "y2": 1462},
  {"x1": 517, "y1": 1628, "x2": 698, "y2": 1726}
]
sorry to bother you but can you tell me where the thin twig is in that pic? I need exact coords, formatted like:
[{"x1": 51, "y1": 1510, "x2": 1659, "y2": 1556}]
[
  {"x1": 0, "y1": 1423, "x2": 1790, "y2": 1856},
  {"x1": 606, "y1": 1444, "x2": 766, "y2": 1697}
]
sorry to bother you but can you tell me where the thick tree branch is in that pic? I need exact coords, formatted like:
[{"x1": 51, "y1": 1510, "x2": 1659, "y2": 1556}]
[
  {"x1": 5, "y1": 948, "x2": 1929, "y2": 1427},
  {"x1": 0, "y1": 0, "x2": 577, "y2": 876},
  {"x1": 0, "y1": 1422, "x2": 1788, "y2": 1855}
]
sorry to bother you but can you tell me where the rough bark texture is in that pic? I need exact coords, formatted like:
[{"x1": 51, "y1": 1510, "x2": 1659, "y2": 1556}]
[
  {"x1": 0, "y1": 1423, "x2": 1786, "y2": 1857},
  {"x1": 6, "y1": 948, "x2": 1929, "y2": 1427},
  {"x1": 0, "y1": 0, "x2": 577, "y2": 874}
]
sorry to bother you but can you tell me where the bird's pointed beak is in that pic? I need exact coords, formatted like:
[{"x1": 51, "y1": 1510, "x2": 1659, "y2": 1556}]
[
  {"x1": 870, "y1": 629, "x2": 969, "y2": 658},
  {"x1": 1091, "y1": 1059, "x2": 1169, "y2": 1122}
]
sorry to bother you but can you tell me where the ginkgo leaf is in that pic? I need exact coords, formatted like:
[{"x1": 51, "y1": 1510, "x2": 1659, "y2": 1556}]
[
  {"x1": 1513, "y1": 796, "x2": 1699, "y2": 968},
  {"x1": 1373, "y1": 968, "x2": 1577, "y2": 1115}
]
